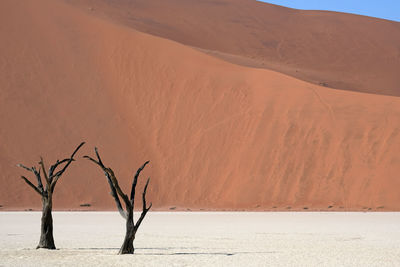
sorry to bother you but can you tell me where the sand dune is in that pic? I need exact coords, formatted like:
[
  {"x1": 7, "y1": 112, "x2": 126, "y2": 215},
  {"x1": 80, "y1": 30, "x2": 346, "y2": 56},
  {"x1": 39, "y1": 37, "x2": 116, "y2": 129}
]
[
  {"x1": 0, "y1": 0, "x2": 399, "y2": 211},
  {"x1": 65, "y1": 0, "x2": 400, "y2": 96}
]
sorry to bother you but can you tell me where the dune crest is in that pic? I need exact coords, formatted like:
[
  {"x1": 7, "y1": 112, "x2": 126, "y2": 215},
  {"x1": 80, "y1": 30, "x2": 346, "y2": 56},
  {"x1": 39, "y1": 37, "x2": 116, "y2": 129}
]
[{"x1": 65, "y1": 0, "x2": 400, "y2": 96}]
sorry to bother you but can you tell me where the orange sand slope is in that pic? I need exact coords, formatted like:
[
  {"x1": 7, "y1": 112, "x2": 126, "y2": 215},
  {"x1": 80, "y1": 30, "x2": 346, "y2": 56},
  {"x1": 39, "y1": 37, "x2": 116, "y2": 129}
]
[
  {"x1": 0, "y1": 0, "x2": 399, "y2": 211},
  {"x1": 65, "y1": 0, "x2": 400, "y2": 96}
]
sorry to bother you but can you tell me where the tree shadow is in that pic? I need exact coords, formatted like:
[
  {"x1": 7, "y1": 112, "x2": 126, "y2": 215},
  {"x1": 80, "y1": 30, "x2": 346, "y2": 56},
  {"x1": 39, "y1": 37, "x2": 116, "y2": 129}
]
[
  {"x1": 73, "y1": 247, "x2": 119, "y2": 250},
  {"x1": 138, "y1": 252, "x2": 236, "y2": 256},
  {"x1": 69, "y1": 247, "x2": 277, "y2": 256},
  {"x1": 136, "y1": 251, "x2": 277, "y2": 256}
]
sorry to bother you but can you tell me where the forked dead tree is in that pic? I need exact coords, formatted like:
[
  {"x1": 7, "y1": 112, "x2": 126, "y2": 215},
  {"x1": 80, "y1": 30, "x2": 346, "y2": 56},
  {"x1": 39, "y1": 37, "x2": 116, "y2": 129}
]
[
  {"x1": 17, "y1": 142, "x2": 85, "y2": 249},
  {"x1": 84, "y1": 148, "x2": 152, "y2": 254}
]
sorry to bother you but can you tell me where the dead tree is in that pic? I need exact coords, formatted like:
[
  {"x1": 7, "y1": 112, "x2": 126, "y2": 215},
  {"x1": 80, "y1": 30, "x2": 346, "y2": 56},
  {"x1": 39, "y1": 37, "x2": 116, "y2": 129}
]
[
  {"x1": 17, "y1": 142, "x2": 85, "y2": 249},
  {"x1": 84, "y1": 148, "x2": 152, "y2": 254}
]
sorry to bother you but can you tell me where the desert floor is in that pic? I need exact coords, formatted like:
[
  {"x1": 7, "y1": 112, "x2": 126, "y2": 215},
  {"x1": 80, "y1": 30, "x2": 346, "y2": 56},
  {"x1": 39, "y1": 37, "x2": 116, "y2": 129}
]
[{"x1": 0, "y1": 212, "x2": 399, "y2": 266}]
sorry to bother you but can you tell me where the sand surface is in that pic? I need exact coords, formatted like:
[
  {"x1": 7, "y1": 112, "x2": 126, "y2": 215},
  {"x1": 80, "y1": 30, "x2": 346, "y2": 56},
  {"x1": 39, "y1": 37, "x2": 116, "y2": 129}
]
[
  {"x1": 65, "y1": 0, "x2": 400, "y2": 96},
  {"x1": 1, "y1": 0, "x2": 400, "y2": 211},
  {"x1": 0, "y1": 212, "x2": 399, "y2": 266}
]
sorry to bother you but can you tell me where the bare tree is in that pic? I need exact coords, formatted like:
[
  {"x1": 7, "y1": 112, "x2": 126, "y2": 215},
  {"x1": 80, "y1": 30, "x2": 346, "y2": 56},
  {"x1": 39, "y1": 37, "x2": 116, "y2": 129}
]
[
  {"x1": 17, "y1": 142, "x2": 85, "y2": 249},
  {"x1": 84, "y1": 148, "x2": 152, "y2": 254}
]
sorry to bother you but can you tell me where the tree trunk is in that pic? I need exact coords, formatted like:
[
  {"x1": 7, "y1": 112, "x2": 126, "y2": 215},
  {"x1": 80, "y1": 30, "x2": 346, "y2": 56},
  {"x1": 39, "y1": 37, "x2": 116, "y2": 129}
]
[
  {"x1": 119, "y1": 209, "x2": 135, "y2": 254},
  {"x1": 37, "y1": 196, "x2": 55, "y2": 249}
]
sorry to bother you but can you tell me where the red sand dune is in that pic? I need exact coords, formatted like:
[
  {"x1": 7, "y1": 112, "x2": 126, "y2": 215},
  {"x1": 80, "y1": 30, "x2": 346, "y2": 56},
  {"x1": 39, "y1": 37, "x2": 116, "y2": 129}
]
[
  {"x1": 65, "y1": 0, "x2": 400, "y2": 96},
  {"x1": 0, "y1": 0, "x2": 399, "y2": 211}
]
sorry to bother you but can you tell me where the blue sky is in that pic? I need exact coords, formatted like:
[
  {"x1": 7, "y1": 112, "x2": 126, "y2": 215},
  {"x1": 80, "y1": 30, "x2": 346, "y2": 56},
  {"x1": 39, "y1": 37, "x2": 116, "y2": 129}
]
[{"x1": 258, "y1": 0, "x2": 400, "y2": 22}]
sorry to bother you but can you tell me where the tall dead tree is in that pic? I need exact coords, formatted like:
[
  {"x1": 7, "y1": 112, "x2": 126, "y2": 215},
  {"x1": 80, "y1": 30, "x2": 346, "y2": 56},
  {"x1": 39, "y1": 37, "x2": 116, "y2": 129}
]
[
  {"x1": 17, "y1": 142, "x2": 85, "y2": 249},
  {"x1": 84, "y1": 148, "x2": 152, "y2": 254}
]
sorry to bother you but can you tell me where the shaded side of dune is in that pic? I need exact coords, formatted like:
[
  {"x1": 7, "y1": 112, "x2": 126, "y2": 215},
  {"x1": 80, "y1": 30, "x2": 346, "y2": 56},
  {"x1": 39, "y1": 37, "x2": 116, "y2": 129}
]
[{"x1": 65, "y1": 0, "x2": 400, "y2": 96}]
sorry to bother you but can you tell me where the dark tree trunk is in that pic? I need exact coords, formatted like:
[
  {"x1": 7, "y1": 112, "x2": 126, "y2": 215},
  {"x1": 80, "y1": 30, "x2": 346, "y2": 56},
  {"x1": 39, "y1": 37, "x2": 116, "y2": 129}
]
[
  {"x1": 37, "y1": 196, "x2": 55, "y2": 249},
  {"x1": 119, "y1": 209, "x2": 135, "y2": 254},
  {"x1": 17, "y1": 142, "x2": 84, "y2": 250},
  {"x1": 85, "y1": 149, "x2": 152, "y2": 255}
]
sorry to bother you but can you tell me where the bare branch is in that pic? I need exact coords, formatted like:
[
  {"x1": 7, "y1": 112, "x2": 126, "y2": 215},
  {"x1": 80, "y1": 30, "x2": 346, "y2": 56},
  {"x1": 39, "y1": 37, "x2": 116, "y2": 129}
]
[
  {"x1": 71, "y1": 142, "x2": 86, "y2": 158},
  {"x1": 17, "y1": 164, "x2": 31, "y2": 172},
  {"x1": 107, "y1": 168, "x2": 131, "y2": 208},
  {"x1": 105, "y1": 172, "x2": 127, "y2": 219},
  {"x1": 84, "y1": 149, "x2": 128, "y2": 219},
  {"x1": 134, "y1": 204, "x2": 151, "y2": 232},
  {"x1": 48, "y1": 158, "x2": 70, "y2": 180},
  {"x1": 20, "y1": 176, "x2": 42, "y2": 195},
  {"x1": 143, "y1": 177, "x2": 151, "y2": 209},
  {"x1": 83, "y1": 155, "x2": 100, "y2": 166},
  {"x1": 52, "y1": 159, "x2": 76, "y2": 179},
  {"x1": 39, "y1": 157, "x2": 50, "y2": 186},
  {"x1": 130, "y1": 161, "x2": 149, "y2": 202},
  {"x1": 94, "y1": 147, "x2": 104, "y2": 167},
  {"x1": 83, "y1": 147, "x2": 107, "y2": 172},
  {"x1": 33, "y1": 167, "x2": 44, "y2": 193},
  {"x1": 17, "y1": 164, "x2": 44, "y2": 193},
  {"x1": 54, "y1": 142, "x2": 85, "y2": 177},
  {"x1": 134, "y1": 177, "x2": 152, "y2": 232},
  {"x1": 53, "y1": 141, "x2": 85, "y2": 177},
  {"x1": 50, "y1": 142, "x2": 85, "y2": 191}
]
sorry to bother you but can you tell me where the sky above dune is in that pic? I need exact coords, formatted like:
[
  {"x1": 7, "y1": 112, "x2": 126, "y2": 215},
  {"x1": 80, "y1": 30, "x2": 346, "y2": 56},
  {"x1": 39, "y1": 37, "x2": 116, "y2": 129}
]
[{"x1": 259, "y1": 0, "x2": 400, "y2": 22}]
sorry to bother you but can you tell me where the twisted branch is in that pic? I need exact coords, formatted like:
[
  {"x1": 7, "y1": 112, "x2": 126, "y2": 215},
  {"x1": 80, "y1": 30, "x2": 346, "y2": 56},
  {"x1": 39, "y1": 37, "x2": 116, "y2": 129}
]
[
  {"x1": 17, "y1": 164, "x2": 44, "y2": 195},
  {"x1": 84, "y1": 148, "x2": 152, "y2": 226},
  {"x1": 50, "y1": 142, "x2": 85, "y2": 191},
  {"x1": 130, "y1": 161, "x2": 149, "y2": 204},
  {"x1": 17, "y1": 142, "x2": 85, "y2": 196},
  {"x1": 20, "y1": 176, "x2": 42, "y2": 195},
  {"x1": 134, "y1": 177, "x2": 152, "y2": 232},
  {"x1": 39, "y1": 157, "x2": 50, "y2": 187},
  {"x1": 83, "y1": 149, "x2": 127, "y2": 219}
]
